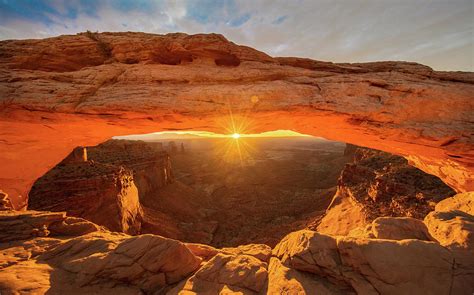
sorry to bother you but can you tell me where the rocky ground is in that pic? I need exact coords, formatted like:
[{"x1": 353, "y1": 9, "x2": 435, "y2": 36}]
[{"x1": 0, "y1": 191, "x2": 472, "y2": 294}]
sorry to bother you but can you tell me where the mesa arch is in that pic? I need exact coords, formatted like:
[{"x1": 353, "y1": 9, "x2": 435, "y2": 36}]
[{"x1": 0, "y1": 32, "x2": 473, "y2": 208}]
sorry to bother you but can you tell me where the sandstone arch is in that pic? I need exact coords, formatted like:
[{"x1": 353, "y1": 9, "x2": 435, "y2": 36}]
[{"x1": 0, "y1": 32, "x2": 473, "y2": 207}]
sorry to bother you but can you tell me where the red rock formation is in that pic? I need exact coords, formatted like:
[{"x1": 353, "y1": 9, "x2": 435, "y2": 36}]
[
  {"x1": 0, "y1": 32, "x2": 473, "y2": 206},
  {"x1": 2, "y1": 196, "x2": 472, "y2": 294},
  {"x1": 28, "y1": 159, "x2": 142, "y2": 234},
  {"x1": 86, "y1": 139, "x2": 174, "y2": 202},
  {"x1": 28, "y1": 139, "x2": 176, "y2": 234},
  {"x1": 317, "y1": 145, "x2": 455, "y2": 235},
  {"x1": 0, "y1": 191, "x2": 13, "y2": 211}
]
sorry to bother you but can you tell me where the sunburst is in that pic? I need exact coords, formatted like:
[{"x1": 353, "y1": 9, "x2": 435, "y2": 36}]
[{"x1": 213, "y1": 102, "x2": 258, "y2": 166}]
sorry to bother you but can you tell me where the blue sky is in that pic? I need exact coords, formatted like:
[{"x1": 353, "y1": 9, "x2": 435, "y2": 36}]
[{"x1": 0, "y1": 0, "x2": 472, "y2": 71}]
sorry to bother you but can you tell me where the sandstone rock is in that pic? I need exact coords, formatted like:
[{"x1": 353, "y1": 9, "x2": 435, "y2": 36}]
[
  {"x1": 424, "y1": 209, "x2": 474, "y2": 293},
  {"x1": 185, "y1": 243, "x2": 272, "y2": 264},
  {"x1": 185, "y1": 243, "x2": 220, "y2": 261},
  {"x1": 421, "y1": 193, "x2": 474, "y2": 293},
  {"x1": 266, "y1": 257, "x2": 353, "y2": 294},
  {"x1": 0, "y1": 230, "x2": 201, "y2": 294},
  {"x1": 317, "y1": 188, "x2": 368, "y2": 236},
  {"x1": 0, "y1": 260, "x2": 54, "y2": 294},
  {"x1": 1, "y1": 209, "x2": 473, "y2": 294},
  {"x1": 86, "y1": 139, "x2": 174, "y2": 203},
  {"x1": 62, "y1": 146, "x2": 88, "y2": 163},
  {"x1": 337, "y1": 236, "x2": 455, "y2": 295},
  {"x1": 28, "y1": 139, "x2": 177, "y2": 236},
  {"x1": 29, "y1": 160, "x2": 142, "y2": 234},
  {"x1": 0, "y1": 210, "x2": 99, "y2": 242},
  {"x1": 221, "y1": 244, "x2": 272, "y2": 263},
  {"x1": 48, "y1": 216, "x2": 101, "y2": 236},
  {"x1": 0, "y1": 190, "x2": 13, "y2": 210},
  {"x1": 273, "y1": 230, "x2": 457, "y2": 294},
  {"x1": 39, "y1": 233, "x2": 201, "y2": 293},
  {"x1": 435, "y1": 192, "x2": 474, "y2": 215},
  {"x1": 318, "y1": 146, "x2": 455, "y2": 235},
  {"x1": 0, "y1": 32, "x2": 473, "y2": 205},
  {"x1": 171, "y1": 253, "x2": 268, "y2": 294},
  {"x1": 424, "y1": 210, "x2": 474, "y2": 250},
  {"x1": 359, "y1": 216, "x2": 433, "y2": 241}
]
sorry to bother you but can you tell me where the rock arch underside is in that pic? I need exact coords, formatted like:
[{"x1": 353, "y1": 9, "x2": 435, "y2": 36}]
[{"x1": 0, "y1": 32, "x2": 473, "y2": 294}]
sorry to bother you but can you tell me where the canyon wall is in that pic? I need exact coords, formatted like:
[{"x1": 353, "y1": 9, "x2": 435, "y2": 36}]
[
  {"x1": 28, "y1": 155, "x2": 142, "y2": 234},
  {"x1": 0, "y1": 32, "x2": 473, "y2": 206},
  {"x1": 318, "y1": 145, "x2": 456, "y2": 235},
  {"x1": 28, "y1": 139, "x2": 173, "y2": 233},
  {"x1": 86, "y1": 139, "x2": 174, "y2": 202}
]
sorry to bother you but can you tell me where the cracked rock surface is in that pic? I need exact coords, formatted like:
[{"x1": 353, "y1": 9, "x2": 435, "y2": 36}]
[{"x1": 1, "y1": 192, "x2": 473, "y2": 294}]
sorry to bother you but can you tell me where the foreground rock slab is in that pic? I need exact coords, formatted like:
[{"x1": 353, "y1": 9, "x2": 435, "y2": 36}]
[{"x1": 1, "y1": 193, "x2": 473, "y2": 295}]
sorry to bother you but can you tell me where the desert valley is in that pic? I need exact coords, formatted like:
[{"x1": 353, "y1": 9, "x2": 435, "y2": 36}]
[{"x1": 0, "y1": 4, "x2": 473, "y2": 294}]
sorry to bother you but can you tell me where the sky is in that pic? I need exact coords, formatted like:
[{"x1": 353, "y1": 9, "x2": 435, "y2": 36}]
[{"x1": 0, "y1": 0, "x2": 472, "y2": 71}]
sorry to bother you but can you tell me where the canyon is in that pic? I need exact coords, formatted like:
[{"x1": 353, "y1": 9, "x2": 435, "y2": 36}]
[
  {"x1": 0, "y1": 32, "x2": 473, "y2": 294},
  {"x1": 27, "y1": 138, "x2": 457, "y2": 248}
]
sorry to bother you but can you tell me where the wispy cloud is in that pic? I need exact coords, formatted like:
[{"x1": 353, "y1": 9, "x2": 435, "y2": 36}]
[{"x1": 0, "y1": 0, "x2": 472, "y2": 71}]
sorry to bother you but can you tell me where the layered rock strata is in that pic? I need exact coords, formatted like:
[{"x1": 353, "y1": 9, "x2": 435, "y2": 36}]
[
  {"x1": 318, "y1": 145, "x2": 456, "y2": 235},
  {"x1": 28, "y1": 159, "x2": 142, "y2": 234},
  {"x1": 86, "y1": 139, "x2": 174, "y2": 202},
  {"x1": 0, "y1": 32, "x2": 473, "y2": 205}
]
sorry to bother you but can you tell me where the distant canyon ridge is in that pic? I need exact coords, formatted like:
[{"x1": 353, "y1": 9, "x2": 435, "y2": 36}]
[{"x1": 0, "y1": 31, "x2": 473, "y2": 205}]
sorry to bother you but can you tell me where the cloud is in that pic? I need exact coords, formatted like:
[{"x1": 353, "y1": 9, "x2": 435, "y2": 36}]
[{"x1": 0, "y1": 0, "x2": 472, "y2": 71}]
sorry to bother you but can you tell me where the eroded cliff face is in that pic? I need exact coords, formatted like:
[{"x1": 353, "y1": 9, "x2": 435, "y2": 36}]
[
  {"x1": 28, "y1": 139, "x2": 176, "y2": 234},
  {"x1": 0, "y1": 32, "x2": 473, "y2": 205},
  {"x1": 317, "y1": 145, "x2": 456, "y2": 235},
  {"x1": 28, "y1": 153, "x2": 142, "y2": 234},
  {"x1": 86, "y1": 139, "x2": 174, "y2": 202}
]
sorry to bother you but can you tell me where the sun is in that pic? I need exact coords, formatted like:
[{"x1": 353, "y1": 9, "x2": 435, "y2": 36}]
[{"x1": 231, "y1": 133, "x2": 240, "y2": 139}]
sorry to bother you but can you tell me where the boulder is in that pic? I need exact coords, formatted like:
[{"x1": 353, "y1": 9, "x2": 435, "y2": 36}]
[
  {"x1": 424, "y1": 210, "x2": 474, "y2": 250},
  {"x1": 266, "y1": 257, "x2": 354, "y2": 294},
  {"x1": 0, "y1": 210, "x2": 100, "y2": 242},
  {"x1": 435, "y1": 192, "x2": 474, "y2": 215},
  {"x1": 351, "y1": 216, "x2": 433, "y2": 241},
  {"x1": 39, "y1": 233, "x2": 201, "y2": 293},
  {"x1": 171, "y1": 253, "x2": 268, "y2": 294},
  {"x1": 221, "y1": 244, "x2": 272, "y2": 263},
  {"x1": 273, "y1": 230, "x2": 456, "y2": 294}
]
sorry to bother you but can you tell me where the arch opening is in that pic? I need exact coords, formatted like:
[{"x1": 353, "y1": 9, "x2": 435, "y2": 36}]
[{"x1": 26, "y1": 129, "x2": 455, "y2": 247}]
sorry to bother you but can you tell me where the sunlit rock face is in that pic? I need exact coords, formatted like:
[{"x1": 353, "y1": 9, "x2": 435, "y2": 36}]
[
  {"x1": 28, "y1": 139, "x2": 174, "y2": 234},
  {"x1": 86, "y1": 139, "x2": 174, "y2": 202},
  {"x1": 0, "y1": 32, "x2": 473, "y2": 206},
  {"x1": 317, "y1": 145, "x2": 456, "y2": 236},
  {"x1": 2, "y1": 193, "x2": 472, "y2": 295},
  {"x1": 28, "y1": 147, "x2": 142, "y2": 234}
]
